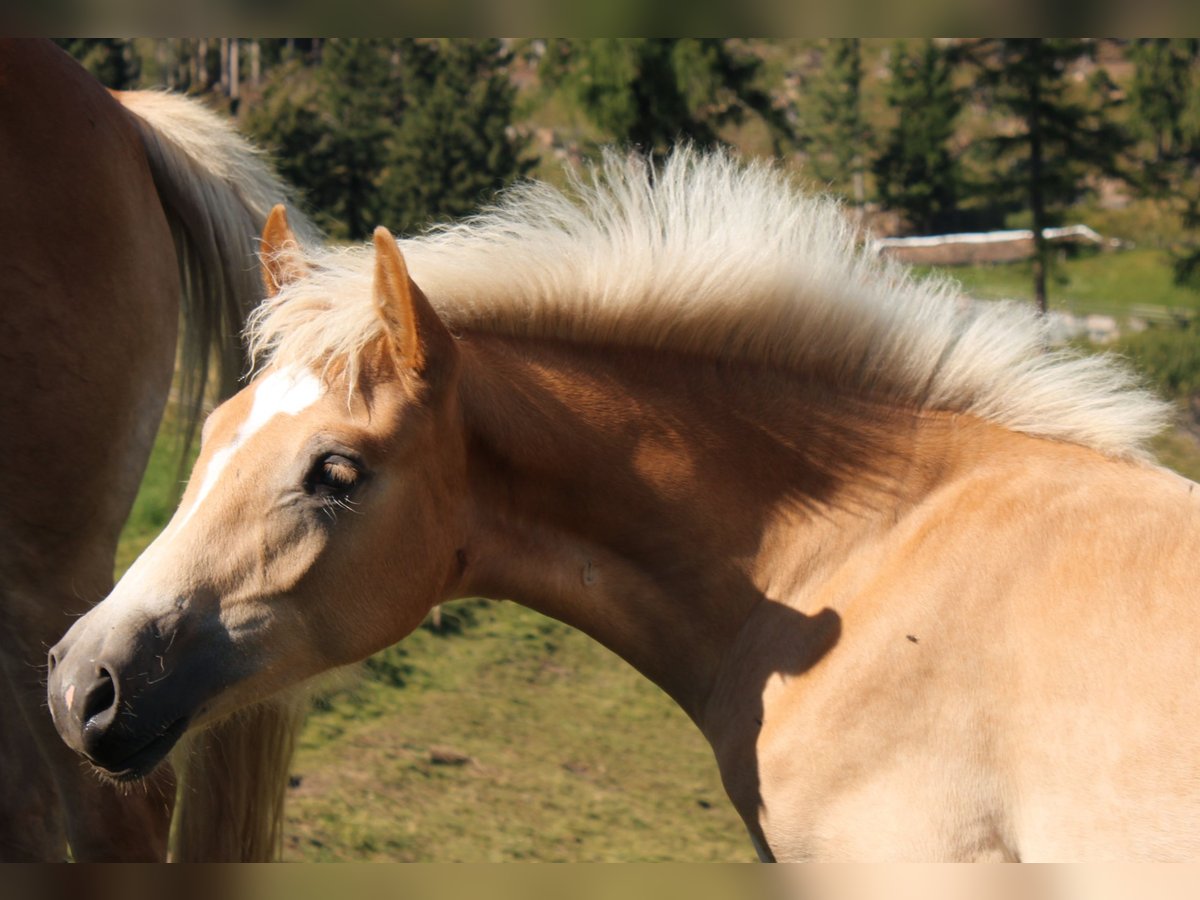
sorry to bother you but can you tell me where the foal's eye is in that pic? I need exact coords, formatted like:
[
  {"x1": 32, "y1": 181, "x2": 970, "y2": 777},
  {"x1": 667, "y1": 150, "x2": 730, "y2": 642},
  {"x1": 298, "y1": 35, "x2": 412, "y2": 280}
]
[{"x1": 307, "y1": 453, "x2": 362, "y2": 496}]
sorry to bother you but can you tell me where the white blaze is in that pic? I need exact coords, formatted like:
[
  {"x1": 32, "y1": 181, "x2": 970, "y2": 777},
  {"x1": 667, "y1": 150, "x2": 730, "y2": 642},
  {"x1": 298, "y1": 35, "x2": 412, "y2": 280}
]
[
  {"x1": 175, "y1": 367, "x2": 323, "y2": 530},
  {"x1": 84, "y1": 367, "x2": 324, "y2": 628}
]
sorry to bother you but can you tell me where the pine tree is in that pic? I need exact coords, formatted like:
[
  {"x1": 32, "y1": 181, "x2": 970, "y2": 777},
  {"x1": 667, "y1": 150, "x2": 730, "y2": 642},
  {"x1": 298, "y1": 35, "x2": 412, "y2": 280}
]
[
  {"x1": 1129, "y1": 39, "x2": 1197, "y2": 163},
  {"x1": 1129, "y1": 42, "x2": 1200, "y2": 290},
  {"x1": 245, "y1": 40, "x2": 530, "y2": 241},
  {"x1": 314, "y1": 39, "x2": 398, "y2": 240},
  {"x1": 967, "y1": 39, "x2": 1128, "y2": 313},
  {"x1": 381, "y1": 40, "x2": 532, "y2": 235},
  {"x1": 873, "y1": 40, "x2": 962, "y2": 234},
  {"x1": 542, "y1": 39, "x2": 791, "y2": 155},
  {"x1": 55, "y1": 39, "x2": 140, "y2": 89},
  {"x1": 809, "y1": 39, "x2": 869, "y2": 209},
  {"x1": 245, "y1": 40, "x2": 400, "y2": 240}
]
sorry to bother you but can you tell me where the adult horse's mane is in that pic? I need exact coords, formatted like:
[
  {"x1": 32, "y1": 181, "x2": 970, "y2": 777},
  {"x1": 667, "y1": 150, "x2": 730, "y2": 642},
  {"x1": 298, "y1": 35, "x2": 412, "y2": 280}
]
[{"x1": 248, "y1": 148, "x2": 1166, "y2": 459}]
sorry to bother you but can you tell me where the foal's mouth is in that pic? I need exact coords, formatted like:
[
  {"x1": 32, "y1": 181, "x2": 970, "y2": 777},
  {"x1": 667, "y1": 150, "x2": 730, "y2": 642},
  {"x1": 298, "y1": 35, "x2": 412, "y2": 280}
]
[{"x1": 89, "y1": 716, "x2": 190, "y2": 782}]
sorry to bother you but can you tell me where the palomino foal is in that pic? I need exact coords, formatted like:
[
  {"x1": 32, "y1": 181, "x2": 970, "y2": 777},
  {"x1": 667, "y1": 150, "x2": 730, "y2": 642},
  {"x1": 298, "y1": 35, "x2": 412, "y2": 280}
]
[{"x1": 49, "y1": 153, "x2": 1200, "y2": 860}]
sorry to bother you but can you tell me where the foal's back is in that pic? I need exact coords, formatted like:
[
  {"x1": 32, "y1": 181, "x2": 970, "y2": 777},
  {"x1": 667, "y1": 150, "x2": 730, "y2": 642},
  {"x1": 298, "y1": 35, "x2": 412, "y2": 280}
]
[{"x1": 740, "y1": 424, "x2": 1200, "y2": 861}]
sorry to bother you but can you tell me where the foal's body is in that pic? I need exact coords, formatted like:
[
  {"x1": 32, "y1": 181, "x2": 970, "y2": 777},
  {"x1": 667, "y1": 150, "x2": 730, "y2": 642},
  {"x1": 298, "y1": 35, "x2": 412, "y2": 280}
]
[{"x1": 456, "y1": 333, "x2": 1200, "y2": 861}]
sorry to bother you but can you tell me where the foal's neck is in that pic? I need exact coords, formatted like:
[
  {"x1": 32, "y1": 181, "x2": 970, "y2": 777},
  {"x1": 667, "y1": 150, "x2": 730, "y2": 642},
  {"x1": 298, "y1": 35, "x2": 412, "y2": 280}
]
[{"x1": 453, "y1": 332, "x2": 960, "y2": 723}]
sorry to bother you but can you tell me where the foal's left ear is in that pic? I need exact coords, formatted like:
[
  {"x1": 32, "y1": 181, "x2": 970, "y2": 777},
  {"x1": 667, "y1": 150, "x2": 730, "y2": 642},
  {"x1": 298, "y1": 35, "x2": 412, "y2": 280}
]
[{"x1": 372, "y1": 227, "x2": 452, "y2": 376}]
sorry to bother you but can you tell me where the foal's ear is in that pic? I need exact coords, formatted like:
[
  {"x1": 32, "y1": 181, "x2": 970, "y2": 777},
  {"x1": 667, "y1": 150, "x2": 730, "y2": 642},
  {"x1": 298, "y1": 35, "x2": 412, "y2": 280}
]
[
  {"x1": 260, "y1": 204, "x2": 309, "y2": 297},
  {"x1": 372, "y1": 226, "x2": 451, "y2": 376}
]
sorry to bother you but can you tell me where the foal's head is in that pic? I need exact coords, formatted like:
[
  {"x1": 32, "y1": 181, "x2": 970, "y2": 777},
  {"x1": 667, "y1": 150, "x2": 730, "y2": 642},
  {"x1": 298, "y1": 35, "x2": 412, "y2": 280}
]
[{"x1": 47, "y1": 209, "x2": 468, "y2": 779}]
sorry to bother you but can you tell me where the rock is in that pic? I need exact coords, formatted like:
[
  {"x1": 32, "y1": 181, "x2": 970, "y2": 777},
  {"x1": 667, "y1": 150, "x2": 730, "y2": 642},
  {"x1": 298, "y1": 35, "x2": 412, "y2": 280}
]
[
  {"x1": 1086, "y1": 314, "x2": 1119, "y2": 344},
  {"x1": 429, "y1": 746, "x2": 473, "y2": 766}
]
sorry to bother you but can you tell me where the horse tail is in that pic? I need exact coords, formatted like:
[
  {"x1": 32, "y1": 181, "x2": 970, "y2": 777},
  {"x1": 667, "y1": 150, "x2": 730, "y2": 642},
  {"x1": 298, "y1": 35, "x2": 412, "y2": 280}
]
[
  {"x1": 113, "y1": 90, "x2": 320, "y2": 446},
  {"x1": 113, "y1": 91, "x2": 320, "y2": 862},
  {"x1": 168, "y1": 692, "x2": 309, "y2": 861}
]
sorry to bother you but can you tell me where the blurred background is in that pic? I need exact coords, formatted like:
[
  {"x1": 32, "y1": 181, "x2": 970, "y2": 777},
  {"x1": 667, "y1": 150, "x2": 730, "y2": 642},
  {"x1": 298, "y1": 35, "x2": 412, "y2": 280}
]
[{"x1": 57, "y1": 38, "x2": 1200, "y2": 861}]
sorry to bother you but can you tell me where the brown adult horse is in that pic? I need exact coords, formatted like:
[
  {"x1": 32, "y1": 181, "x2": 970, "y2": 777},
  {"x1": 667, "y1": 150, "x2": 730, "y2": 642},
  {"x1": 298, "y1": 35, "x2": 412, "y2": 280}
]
[
  {"x1": 47, "y1": 149, "x2": 1200, "y2": 861},
  {"x1": 0, "y1": 40, "x2": 316, "y2": 860}
]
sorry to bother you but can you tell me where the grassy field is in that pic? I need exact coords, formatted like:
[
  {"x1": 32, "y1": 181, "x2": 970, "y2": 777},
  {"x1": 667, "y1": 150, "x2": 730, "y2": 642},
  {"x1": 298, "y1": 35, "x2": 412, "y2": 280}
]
[
  {"x1": 919, "y1": 247, "x2": 1200, "y2": 317},
  {"x1": 282, "y1": 601, "x2": 749, "y2": 862},
  {"x1": 1151, "y1": 426, "x2": 1200, "y2": 483}
]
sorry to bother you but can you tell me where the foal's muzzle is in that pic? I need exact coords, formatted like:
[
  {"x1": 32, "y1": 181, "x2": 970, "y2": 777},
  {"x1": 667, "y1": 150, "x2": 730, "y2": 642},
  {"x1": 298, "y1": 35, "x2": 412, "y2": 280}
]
[
  {"x1": 45, "y1": 596, "x2": 236, "y2": 781},
  {"x1": 46, "y1": 633, "x2": 191, "y2": 780}
]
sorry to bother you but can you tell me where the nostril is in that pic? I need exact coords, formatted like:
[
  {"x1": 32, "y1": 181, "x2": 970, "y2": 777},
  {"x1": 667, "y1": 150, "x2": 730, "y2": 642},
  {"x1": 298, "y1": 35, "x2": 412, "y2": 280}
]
[
  {"x1": 81, "y1": 667, "x2": 117, "y2": 727},
  {"x1": 47, "y1": 649, "x2": 58, "y2": 675}
]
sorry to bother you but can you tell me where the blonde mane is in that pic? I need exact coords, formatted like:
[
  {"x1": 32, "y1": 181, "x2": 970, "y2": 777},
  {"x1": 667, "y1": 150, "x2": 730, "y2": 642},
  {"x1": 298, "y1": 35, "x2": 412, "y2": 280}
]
[{"x1": 247, "y1": 148, "x2": 1168, "y2": 458}]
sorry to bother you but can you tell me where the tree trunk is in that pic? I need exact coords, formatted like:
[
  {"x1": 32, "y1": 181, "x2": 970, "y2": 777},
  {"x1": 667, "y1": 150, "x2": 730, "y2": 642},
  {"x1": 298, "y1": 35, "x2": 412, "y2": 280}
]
[
  {"x1": 229, "y1": 37, "x2": 240, "y2": 101},
  {"x1": 1028, "y1": 41, "x2": 1048, "y2": 315},
  {"x1": 176, "y1": 39, "x2": 188, "y2": 89},
  {"x1": 219, "y1": 38, "x2": 230, "y2": 95},
  {"x1": 852, "y1": 160, "x2": 865, "y2": 223},
  {"x1": 196, "y1": 38, "x2": 209, "y2": 89},
  {"x1": 249, "y1": 39, "x2": 261, "y2": 87},
  {"x1": 156, "y1": 39, "x2": 171, "y2": 88}
]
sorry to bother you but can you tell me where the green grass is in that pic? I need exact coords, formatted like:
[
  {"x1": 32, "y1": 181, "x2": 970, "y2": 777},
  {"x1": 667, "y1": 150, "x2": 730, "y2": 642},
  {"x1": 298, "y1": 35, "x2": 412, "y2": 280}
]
[
  {"x1": 1112, "y1": 323, "x2": 1200, "y2": 400},
  {"x1": 917, "y1": 247, "x2": 1200, "y2": 317},
  {"x1": 283, "y1": 600, "x2": 749, "y2": 862},
  {"x1": 1150, "y1": 426, "x2": 1200, "y2": 483}
]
